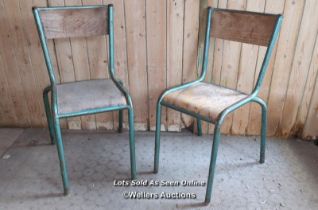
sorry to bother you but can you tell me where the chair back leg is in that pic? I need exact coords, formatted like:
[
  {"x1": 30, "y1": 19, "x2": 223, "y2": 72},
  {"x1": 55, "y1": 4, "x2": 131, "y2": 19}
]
[
  {"x1": 154, "y1": 102, "x2": 162, "y2": 173},
  {"x1": 128, "y1": 107, "x2": 137, "y2": 179},
  {"x1": 118, "y1": 110, "x2": 123, "y2": 133},
  {"x1": 197, "y1": 119, "x2": 203, "y2": 136},
  {"x1": 205, "y1": 123, "x2": 222, "y2": 204},
  {"x1": 53, "y1": 116, "x2": 70, "y2": 195},
  {"x1": 43, "y1": 89, "x2": 55, "y2": 145},
  {"x1": 260, "y1": 103, "x2": 267, "y2": 164}
]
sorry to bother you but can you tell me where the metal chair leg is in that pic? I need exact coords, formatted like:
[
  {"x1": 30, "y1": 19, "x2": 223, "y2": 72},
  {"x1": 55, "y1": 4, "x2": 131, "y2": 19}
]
[
  {"x1": 154, "y1": 102, "x2": 162, "y2": 173},
  {"x1": 197, "y1": 118, "x2": 203, "y2": 136},
  {"x1": 259, "y1": 101, "x2": 267, "y2": 164},
  {"x1": 128, "y1": 107, "x2": 136, "y2": 179},
  {"x1": 53, "y1": 115, "x2": 70, "y2": 195},
  {"x1": 205, "y1": 122, "x2": 221, "y2": 204},
  {"x1": 43, "y1": 89, "x2": 55, "y2": 145},
  {"x1": 118, "y1": 109, "x2": 123, "y2": 133}
]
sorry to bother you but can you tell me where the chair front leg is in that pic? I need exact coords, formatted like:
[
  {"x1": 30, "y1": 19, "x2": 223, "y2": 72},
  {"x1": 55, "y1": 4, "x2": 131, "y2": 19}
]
[
  {"x1": 52, "y1": 115, "x2": 70, "y2": 195},
  {"x1": 43, "y1": 88, "x2": 55, "y2": 145},
  {"x1": 197, "y1": 118, "x2": 203, "y2": 136},
  {"x1": 128, "y1": 107, "x2": 136, "y2": 179},
  {"x1": 154, "y1": 101, "x2": 162, "y2": 173},
  {"x1": 254, "y1": 98, "x2": 267, "y2": 164},
  {"x1": 205, "y1": 121, "x2": 222, "y2": 204},
  {"x1": 118, "y1": 109, "x2": 123, "y2": 133}
]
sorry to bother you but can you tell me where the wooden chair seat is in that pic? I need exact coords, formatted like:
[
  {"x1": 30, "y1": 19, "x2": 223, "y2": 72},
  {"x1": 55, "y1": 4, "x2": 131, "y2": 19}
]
[
  {"x1": 163, "y1": 82, "x2": 247, "y2": 122},
  {"x1": 56, "y1": 79, "x2": 127, "y2": 115}
]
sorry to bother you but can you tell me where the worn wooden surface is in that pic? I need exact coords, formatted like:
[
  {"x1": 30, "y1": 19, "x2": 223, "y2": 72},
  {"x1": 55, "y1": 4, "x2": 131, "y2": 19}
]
[
  {"x1": 40, "y1": 7, "x2": 108, "y2": 39},
  {"x1": 0, "y1": 0, "x2": 317, "y2": 139},
  {"x1": 211, "y1": 10, "x2": 277, "y2": 46}
]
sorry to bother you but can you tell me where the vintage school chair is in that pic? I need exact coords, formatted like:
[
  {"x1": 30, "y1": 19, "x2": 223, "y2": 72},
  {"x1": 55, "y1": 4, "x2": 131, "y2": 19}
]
[
  {"x1": 33, "y1": 5, "x2": 136, "y2": 195},
  {"x1": 154, "y1": 8, "x2": 283, "y2": 203}
]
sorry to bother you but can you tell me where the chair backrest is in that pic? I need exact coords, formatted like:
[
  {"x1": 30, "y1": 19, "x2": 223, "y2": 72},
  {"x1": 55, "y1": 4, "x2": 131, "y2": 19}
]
[
  {"x1": 211, "y1": 9, "x2": 279, "y2": 46},
  {"x1": 200, "y1": 8, "x2": 283, "y2": 95},
  {"x1": 39, "y1": 7, "x2": 108, "y2": 39},
  {"x1": 33, "y1": 5, "x2": 114, "y2": 85}
]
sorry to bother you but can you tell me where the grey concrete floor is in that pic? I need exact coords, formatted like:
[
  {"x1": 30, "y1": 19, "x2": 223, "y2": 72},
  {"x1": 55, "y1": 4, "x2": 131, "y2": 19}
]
[{"x1": 0, "y1": 128, "x2": 317, "y2": 210}]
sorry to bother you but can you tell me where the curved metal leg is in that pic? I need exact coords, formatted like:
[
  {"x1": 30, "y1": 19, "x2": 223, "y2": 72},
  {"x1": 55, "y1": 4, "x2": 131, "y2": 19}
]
[
  {"x1": 205, "y1": 122, "x2": 222, "y2": 204},
  {"x1": 43, "y1": 88, "x2": 55, "y2": 145},
  {"x1": 154, "y1": 101, "x2": 162, "y2": 173},
  {"x1": 197, "y1": 119, "x2": 203, "y2": 136},
  {"x1": 253, "y1": 98, "x2": 267, "y2": 164},
  {"x1": 128, "y1": 107, "x2": 136, "y2": 179},
  {"x1": 53, "y1": 115, "x2": 69, "y2": 195},
  {"x1": 118, "y1": 109, "x2": 123, "y2": 133}
]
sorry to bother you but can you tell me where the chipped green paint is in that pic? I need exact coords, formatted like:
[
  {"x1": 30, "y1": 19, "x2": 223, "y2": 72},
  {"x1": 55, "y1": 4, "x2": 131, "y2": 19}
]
[
  {"x1": 154, "y1": 7, "x2": 283, "y2": 204},
  {"x1": 34, "y1": 5, "x2": 136, "y2": 195}
]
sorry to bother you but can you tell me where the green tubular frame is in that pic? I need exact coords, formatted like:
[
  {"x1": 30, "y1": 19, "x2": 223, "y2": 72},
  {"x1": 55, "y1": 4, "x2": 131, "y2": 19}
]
[
  {"x1": 154, "y1": 7, "x2": 283, "y2": 203},
  {"x1": 33, "y1": 5, "x2": 136, "y2": 195}
]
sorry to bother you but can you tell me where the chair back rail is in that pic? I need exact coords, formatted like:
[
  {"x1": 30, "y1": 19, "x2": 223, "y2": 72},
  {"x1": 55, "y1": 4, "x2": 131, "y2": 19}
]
[
  {"x1": 211, "y1": 10, "x2": 279, "y2": 46},
  {"x1": 39, "y1": 7, "x2": 108, "y2": 39}
]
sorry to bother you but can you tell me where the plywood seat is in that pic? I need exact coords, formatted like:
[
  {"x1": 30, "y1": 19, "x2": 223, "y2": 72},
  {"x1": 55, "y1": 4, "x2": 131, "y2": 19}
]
[
  {"x1": 56, "y1": 79, "x2": 127, "y2": 115},
  {"x1": 163, "y1": 82, "x2": 248, "y2": 122}
]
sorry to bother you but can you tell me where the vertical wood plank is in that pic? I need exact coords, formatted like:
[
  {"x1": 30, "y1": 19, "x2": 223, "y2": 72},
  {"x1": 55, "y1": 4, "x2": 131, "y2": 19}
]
[
  {"x1": 181, "y1": 0, "x2": 200, "y2": 128},
  {"x1": 166, "y1": 0, "x2": 184, "y2": 132},
  {"x1": 146, "y1": 0, "x2": 167, "y2": 131},
  {"x1": 246, "y1": 0, "x2": 285, "y2": 135},
  {"x1": 302, "y1": 73, "x2": 318, "y2": 139},
  {"x1": 231, "y1": 0, "x2": 265, "y2": 135},
  {"x1": 82, "y1": 0, "x2": 113, "y2": 130},
  {"x1": 0, "y1": 50, "x2": 18, "y2": 125},
  {"x1": 48, "y1": 0, "x2": 82, "y2": 130},
  {"x1": 19, "y1": 0, "x2": 50, "y2": 127},
  {"x1": 196, "y1": 0, "x2": 218, "y2": 134},
  {"x1": 124, "y1": 0, "x2": 148, "y2": 130},
  {"x1": 0, "y1": 0, "x2": 31, "y2": 126},
  {"x1": 296, "y1": 33, "x2": 318, "y2": 133},
  {"x1": 36, "y1": 0, "x2": 67, "y2": 128},
  {"x1": 4, "y1": 0, "x2": 44, "y2": 127},
  {"x1": 65, "y1": 0, "x2": 97, "y2": 130},
  {"x1": 280, "y1": 0, "x2": 318, "y2": 136},
  {"x1": 267, "y1": 0, "x2": 305, "y2": 136},
  {"x1": 219, "y1": 0, "x2": 246, "y2": 134},
  {"x1": 208, "y1": 0, "x2": 227, "y2": 134}
]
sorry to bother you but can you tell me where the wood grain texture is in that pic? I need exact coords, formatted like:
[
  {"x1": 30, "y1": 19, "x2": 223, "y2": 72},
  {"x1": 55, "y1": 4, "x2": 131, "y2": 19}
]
[
  {"x1": 0, "y1": 0, "x2": 31, "y2": 126},
  {"x1": 280, "y1": 0, "x2": 318, "y2": 137},
  {"x1": 231, "y1": 0, "x2": 265, "y2": 135},
  {"x1": 40, "y1": 7, "x2": 107, "y2": 39},
  {"x1": 20, "y1": 0, "x2": 50, "y2": 126},
  {"x1": 302, "y1": 73, "x2": 318, "y2": 139},
  {"x1": 297, "y1": 33, "x2": 318, "y2": 134},
  {"x1": 48, "y1": 0, "x2": 81, "y2": 130},
  {"x1": 247, "y1": 0, "x2": 285, "y2": 135},
  {"x1": 267, "y1": 0, "x2": 305, "y2": 136},
  {"x1": 82, "y1": 0, "x2": 112, "y2": 130},
  {"x1": 166, "y1": 0, "x2": 184, "y2": 132},
  {"x1": 181, "y1": 0, "x2": 200, "y2": 128},
  {"x1": 211, "y1": 10, "x2": 277, "y2": 46},
  {"x1": 208, "y1": 0, "x2": 227, "y2": 134},
  {"x1": 196, "y1": 0, "x2": 218, "y2": 134},
  {"x1": 103, "y1": 0, "x2": 129, "y2": 130},
  {"x1": 218, "y1": 0, "x2": 246, "y2": 134},
  {"x1": 163, "y1": 82, "x2": 248, "y2": 122},
  {"x1": 0, "y1": 0, "x2": 318, "y2": 139},
  {"x1": 65, "y1": 0, "x2": 96, "y2": 130},
  {"x1": 146, "y1": 0, "x2": 167, "y2": 131},
  {"x1": 124, "y1": 0, "x2": 148, "y2": 130}
]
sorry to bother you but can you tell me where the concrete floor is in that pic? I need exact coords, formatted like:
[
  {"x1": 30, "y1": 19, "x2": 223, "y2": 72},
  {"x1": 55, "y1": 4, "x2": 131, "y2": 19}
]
[{"x1": 0, "y1": 128, "x2": 317, "y2": 210}]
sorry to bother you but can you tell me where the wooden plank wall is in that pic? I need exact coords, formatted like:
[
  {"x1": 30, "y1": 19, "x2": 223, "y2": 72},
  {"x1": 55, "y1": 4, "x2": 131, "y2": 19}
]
[{"x1": 0, "y1": 0, "x2": 317, "y2": 139}]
